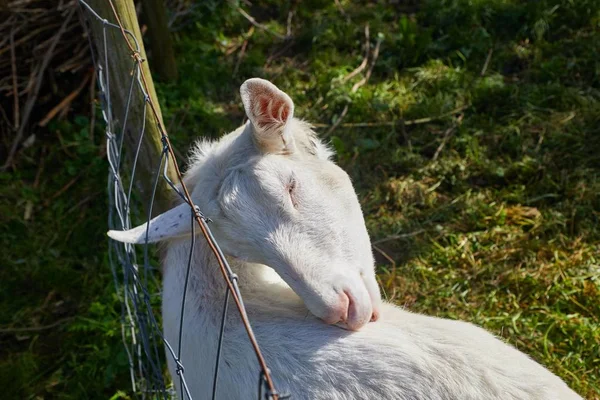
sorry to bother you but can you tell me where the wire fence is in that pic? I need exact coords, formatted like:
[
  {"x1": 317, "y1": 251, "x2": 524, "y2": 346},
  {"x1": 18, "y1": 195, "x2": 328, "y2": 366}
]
[{"x1": 77, "y1": 1, "x2": 287, "y2": 398}]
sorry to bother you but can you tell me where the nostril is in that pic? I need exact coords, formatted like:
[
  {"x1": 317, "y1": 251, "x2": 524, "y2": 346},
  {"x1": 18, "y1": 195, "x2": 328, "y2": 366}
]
[
  {"x1": 370, "y1": 309, "x2": 380, "y2": 322},
  {"x1": 343, "y1": 289, "x2": 357, "y2": 322},
  {"x1": 343, "y1": 290, "x2": 354, "y2": 321},
  {"x1": 342, "y1": 286, "x2": 373, "y2": 330},
  {"x1": 339, "y1": 291, "x2": 350, "y2": 322}
]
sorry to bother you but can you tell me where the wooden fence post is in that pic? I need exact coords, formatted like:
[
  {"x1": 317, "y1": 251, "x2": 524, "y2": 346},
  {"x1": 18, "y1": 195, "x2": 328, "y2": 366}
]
[{"x1": 87, "y1": 0, "x2": 177, "y2": 215}]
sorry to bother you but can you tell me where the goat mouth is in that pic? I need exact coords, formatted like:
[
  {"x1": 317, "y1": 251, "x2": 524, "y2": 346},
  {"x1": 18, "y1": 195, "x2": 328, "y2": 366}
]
[
  {"x1": 267, "y1": 262, "x2": 379, "y2": 329},
  {"x1": 342, "y1": 288, "x2": 373, "y2": 330},
  {"x1": 311, "y1": 285, "x2": 374, "y2": 331}
]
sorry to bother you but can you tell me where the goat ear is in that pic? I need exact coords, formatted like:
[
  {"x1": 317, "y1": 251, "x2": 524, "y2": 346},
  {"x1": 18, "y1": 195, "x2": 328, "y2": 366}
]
[
  {"x1": 107, "y1": 203, "x2": 192, "y2": 244},
  {"x1": 240, "y1": 78, "x2": 295, "y2": 154}
]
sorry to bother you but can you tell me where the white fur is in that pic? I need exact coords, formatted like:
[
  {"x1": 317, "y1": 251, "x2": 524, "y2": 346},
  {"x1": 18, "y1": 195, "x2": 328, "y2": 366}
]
[{"x1": 109, "y1": 79, "x2": 581, "y2": 400}]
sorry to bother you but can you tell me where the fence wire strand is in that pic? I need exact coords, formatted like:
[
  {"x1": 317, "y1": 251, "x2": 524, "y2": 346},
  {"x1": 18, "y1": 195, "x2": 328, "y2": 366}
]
[{"x1": 77, "y1": 1, "x2": 286, "y2": 398}]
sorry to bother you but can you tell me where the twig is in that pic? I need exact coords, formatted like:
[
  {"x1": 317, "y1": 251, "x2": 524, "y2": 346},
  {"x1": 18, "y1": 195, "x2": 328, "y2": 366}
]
[
  {"x1": 55, "y1": 42, "x2": 89, "y2": 72},
  {"x1": 0, "y1": 23, "x2": 62, "y2": 57},
  {"x1": 400, "y1": 105, "x2": 469, "y2": 126},
  {"x1": 0, "y1": 103, "x2": 13, "y2": 135},
  {"x1": 264, "y1": 40, "x2": 294, "y2": 67},
  {"x1": 58, "y1": 102, "x2": 71, "y2": 120},
  {"x1": 432, "y1": 113, "x2": 463, "y2": 161},
  {"x1": 2, "y1": 7, "x2": 76, "y2": 171},
  {"x1": 43, "y1": 171, "x2": 83, "y2": 207},
  {"x1": 399, "y1": 118, "x2": 411, "y2": 151},
  {"x1": 286, "y1": 9, "x2": 294, "y2": 38},
  {"x1": 24, "y1": 146, "x2": 46, "y2": 220},
  {"x1": 233, "y1": 26, "x2": 253, "y2": 77},
  {"x1": 372, "y1": 244, "x2": 396, "y2": 268},
  {"x1": 334, "y1": 0, "x2": 351, "y2": 23},
  {"x1": 233, "y1": 39, "x2": 248, "y2": 77},
  {"x1": 10, "y1": 26, "x2": 19, "y2": 131},
  {"x1": 0, "y1": 15, "x2": 17, "y2": 50},
  {"x1": 38, "y1": 69, "x2": 92, "y2": 127},
  {"x1": 168, "y1": 2, "x2": 200, "y2": 29},
  {"x1": 341, "y1": 24, "x2": 369, "y2": 84},
  {"x1": 224, "y1": 42, "x2": 242, "y2": 56},
  {"x1": 236, "y1": 6, "x2": 286, "y2": 40},
  {"x1": 325, "y1": 104, "x2": 349, "y2": 136},
  {"x1": 89, "y1": 67, "x2": 96, "y2": 142},
  {"x1": 313, "y1": 104, "x2": 471, "y2": 129},
  {"x1": 432, "y1": 126, "x2": 456, "y2": 161},
  {"x1": 351, "y1": 35, "x2": 381, "y2": 92},
  {"x1": 0, "y1": 316, "x2": 75, "y2": 334},
  {"x1": 327, "y1": 33, "x2": 383, "y2": 136},
  {"x1": 480, "y1": 48, "x2": 493, "y2": 77},
  {"x1": 65, "y1": 191, "x2": 101, "y2": 215},
  {"x1": 372, "y1": 229, "x2": 426, "y2": 245},
  {"x1": 55, "y1": 129, "x2": 75, "y2": 157},
  {"x1": 20, "y1": 64, "x2": 39, "y2": 97}
]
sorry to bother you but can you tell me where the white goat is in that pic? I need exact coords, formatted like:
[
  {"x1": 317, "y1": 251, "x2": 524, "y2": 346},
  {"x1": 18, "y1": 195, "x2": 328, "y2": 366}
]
[{"x1": 109, "y1": 78, "x2": 581, "y2": 400}]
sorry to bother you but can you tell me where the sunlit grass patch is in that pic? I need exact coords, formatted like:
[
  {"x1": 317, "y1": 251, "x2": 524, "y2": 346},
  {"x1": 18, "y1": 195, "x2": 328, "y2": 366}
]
[{"x1": 2, "y1": 0, "x2": 599, "y2": 398}]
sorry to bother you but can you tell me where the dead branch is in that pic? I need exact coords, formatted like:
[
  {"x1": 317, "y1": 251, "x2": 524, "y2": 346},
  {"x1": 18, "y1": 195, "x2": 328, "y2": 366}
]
[
  {"x1": 10, "y1": 27, "x2": 19, "y2": 130},
  {"x1": 351, "y1": 35, "x2": 382, "y2": 93},
  {"x1": 38, "y1": 69, "x2": 92, "y2": 127},
  {"x1": 313, "y1": 104, "x2": 471, "y2": 129},
  {"x1": 372, "y1": 229, "x2": 426, "y2": 245},
  {"x1": 432, "y1": 113, "x2": 464, "y2": 161},
  {"x1": 0, "y1": 316, "x2": 75, "y2": 334},
  {"x1": 334, "y1": 0, "x2": 351, "y2": 23},
  {"x1": 372, "y1": 244, "x2": 396, "y2": 268},
  {"x1": 327, "y1": 31, "x2": 383, "y2": 136},
  {"x1": 2, "y1": 6, "x2": 76, "y2": 170},
  {"x1": 481, "y1": 48, "x2": 493, "y2": 76},
  {"x1": 233, "y1": 26, "x2": 254, "y2": 77},
  {"x1": 236, "y1": 6, "x2": 286, "y2": 40},
  {"x1": 341, "y1": 24, "x2": 370, "y2": 84}
]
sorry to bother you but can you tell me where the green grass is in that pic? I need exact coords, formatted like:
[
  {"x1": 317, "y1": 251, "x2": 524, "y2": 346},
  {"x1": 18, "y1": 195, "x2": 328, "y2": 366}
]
[{"x1": 1, "y1": 0, "x2": 599, "y2": 398}]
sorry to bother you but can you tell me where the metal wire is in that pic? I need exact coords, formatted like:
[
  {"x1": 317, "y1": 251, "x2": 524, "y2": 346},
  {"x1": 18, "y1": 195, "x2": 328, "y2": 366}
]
[{"x1": 77, "y1": 1, "x2": 287, "y2": 398}]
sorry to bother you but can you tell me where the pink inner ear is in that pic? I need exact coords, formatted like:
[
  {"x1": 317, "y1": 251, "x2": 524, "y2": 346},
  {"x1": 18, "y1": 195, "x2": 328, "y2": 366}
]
[
  {"x1": 280, "y1": 103, "x2": 289, "y2": 121},
  {"x1": 256, "y1": 95, "x2": 290, "y2": 129}
]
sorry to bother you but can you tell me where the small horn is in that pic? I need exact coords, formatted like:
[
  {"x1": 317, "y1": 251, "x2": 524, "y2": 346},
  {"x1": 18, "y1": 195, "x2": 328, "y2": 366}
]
[{"x1": 107, "y1": 202, "x2": 193, "y2": 244}]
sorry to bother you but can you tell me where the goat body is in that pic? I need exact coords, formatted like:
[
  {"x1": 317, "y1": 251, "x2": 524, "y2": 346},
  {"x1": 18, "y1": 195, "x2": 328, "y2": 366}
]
[
  {"x1": 161, "y1": 239, "x2": 579, "y2": 400},
  {"x1": 110, "y1": 79, "x2": 581, "y2": 400}
]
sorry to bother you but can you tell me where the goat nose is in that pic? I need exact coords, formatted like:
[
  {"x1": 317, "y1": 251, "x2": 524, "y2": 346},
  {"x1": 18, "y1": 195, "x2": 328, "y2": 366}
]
[
  {"x1": 343, "y1": 287, "x2": 373, "y2": 331},
  {"x1": 323, "y1": 291, "x2": 350, "y2": 325}
]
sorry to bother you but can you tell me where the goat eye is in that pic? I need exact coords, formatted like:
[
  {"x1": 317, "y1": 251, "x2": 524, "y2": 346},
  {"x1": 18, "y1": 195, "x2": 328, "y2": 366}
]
[
  {"x1": 287, "y1": 178, "x2": 296, "y2": 193},
  {"x1": 287, "y1": 180, "x2": 297, "y2": 207}
]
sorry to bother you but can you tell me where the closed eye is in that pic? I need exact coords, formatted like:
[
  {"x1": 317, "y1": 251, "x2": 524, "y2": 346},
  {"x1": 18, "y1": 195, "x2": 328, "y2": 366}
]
[{"x1": 287, "y1": 179, "x2": 298, "y2": 208}]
